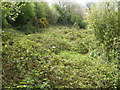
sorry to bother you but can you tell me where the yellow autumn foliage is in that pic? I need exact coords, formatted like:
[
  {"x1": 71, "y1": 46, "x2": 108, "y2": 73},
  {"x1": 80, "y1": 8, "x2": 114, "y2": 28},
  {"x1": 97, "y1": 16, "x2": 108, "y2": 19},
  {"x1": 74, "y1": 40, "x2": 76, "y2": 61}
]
[{"x1": 39, "y1": 17, "x2": 49, "y2": 28}]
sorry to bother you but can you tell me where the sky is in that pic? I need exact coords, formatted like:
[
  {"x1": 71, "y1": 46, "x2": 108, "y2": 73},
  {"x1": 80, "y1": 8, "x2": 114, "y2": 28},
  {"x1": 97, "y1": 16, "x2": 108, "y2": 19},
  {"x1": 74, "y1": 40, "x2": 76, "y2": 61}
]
[{"x1": 44, "y1": 0, "x2": 105, "y2": 6}]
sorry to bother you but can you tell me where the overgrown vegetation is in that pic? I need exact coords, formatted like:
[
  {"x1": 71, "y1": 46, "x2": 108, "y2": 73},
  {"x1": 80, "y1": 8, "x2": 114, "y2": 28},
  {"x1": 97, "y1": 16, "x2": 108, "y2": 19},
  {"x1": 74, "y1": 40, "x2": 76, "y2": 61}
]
[
  {"x1": 1, "y1": 0, "x2": 119, "y2": 89},
  {"x1": 2, "y1": 26, "x2": 118, "y2": 88},
  {"x1": 87, "y1": 1, "x2": 119, "y2": 63}
]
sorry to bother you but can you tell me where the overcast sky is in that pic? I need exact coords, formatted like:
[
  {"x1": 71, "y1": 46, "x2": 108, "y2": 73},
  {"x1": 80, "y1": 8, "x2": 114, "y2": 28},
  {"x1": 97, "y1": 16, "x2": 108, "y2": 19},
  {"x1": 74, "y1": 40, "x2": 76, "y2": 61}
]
[{"x1": 44, "y1": 0, "x2": 106, "y2": 6}]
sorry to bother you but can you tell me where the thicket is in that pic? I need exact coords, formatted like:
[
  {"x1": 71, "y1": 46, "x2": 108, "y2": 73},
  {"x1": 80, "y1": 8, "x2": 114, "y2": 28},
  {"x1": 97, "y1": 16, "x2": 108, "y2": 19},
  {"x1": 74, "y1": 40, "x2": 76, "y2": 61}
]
[
  {"x1": 1, "y1": 1, "x2": 86, "y2": 30},
  {"x1": 87, "y1": 1, "x2": 119, "y2": 63},
  {"x1": 87, "y1": 1, "x2": 119, "y2": 87}
]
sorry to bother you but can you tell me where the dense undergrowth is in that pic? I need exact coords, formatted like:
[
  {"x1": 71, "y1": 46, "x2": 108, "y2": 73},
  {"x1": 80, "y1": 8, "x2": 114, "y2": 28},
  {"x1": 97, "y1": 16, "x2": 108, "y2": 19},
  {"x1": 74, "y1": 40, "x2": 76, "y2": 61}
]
[
  {"x1": 2, "y1": 26, "x2": 118, "y2": 88},
  {"x1": 1, "y1": 1, "x2": 119, "y2": 89}
]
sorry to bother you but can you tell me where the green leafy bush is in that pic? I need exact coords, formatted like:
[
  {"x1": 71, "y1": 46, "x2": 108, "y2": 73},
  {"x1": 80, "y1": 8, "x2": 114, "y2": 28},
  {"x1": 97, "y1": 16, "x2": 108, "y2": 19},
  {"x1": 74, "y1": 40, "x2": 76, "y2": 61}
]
[
  {"x1": 71, "y1": 14, "x2": 86, "y2": 29},
  {"x1": 87, "y1": 1, "x2": 119, "y2": 62},
  {"x1": 47, "y1": 7, "x2": 60, "y2": 24},
  {"x1": 14, "y1": 2, "x2": 36, "y2": 26},
  {"x1": 1, "y1": 2, "x2": 26, "y2": 27}
]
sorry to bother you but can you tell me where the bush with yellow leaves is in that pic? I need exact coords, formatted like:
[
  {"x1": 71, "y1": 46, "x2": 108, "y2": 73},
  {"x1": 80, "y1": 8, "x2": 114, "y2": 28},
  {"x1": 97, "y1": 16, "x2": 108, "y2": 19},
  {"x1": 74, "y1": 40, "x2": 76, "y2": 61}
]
[{"x1": 39, "y1": 17, "x2": 49, "y2": 28}]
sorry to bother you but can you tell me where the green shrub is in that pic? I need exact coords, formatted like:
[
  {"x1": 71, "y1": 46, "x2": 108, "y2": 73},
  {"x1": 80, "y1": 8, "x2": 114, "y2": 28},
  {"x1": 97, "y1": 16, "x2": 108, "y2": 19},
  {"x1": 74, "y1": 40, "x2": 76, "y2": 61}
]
[
  {"x1": 87, "y1": 1, "x2": 119, "y2": 62},
  {"x1": 1, "y1": 2, "x2": 26, "y2": 27},
  {"x1": 71, "y1": 14, "x2": 86, "y2": 29},
  {"x1": 14, "y1": 2, "x2": 36, "y2": 26},
  {"x1": 16, "y1": 22, "x2": 41, "y2": 34},
  {"x1": 47, "y1": 7, "x2": 60, "y2": 24}
]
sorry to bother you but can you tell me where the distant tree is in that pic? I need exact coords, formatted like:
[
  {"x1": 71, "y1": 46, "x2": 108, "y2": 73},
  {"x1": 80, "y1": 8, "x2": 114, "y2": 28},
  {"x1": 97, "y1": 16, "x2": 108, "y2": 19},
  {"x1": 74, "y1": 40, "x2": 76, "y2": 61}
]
[{"x1": 54, "y1": 1, "x2": 86, "y2": 28}]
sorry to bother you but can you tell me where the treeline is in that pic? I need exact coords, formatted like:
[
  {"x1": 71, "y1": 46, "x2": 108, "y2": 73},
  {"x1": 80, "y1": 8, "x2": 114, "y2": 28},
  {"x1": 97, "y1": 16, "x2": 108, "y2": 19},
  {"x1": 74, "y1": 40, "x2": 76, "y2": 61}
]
[{"x1": 1, "y1": 1, "x2": 86, "y2": 30}]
